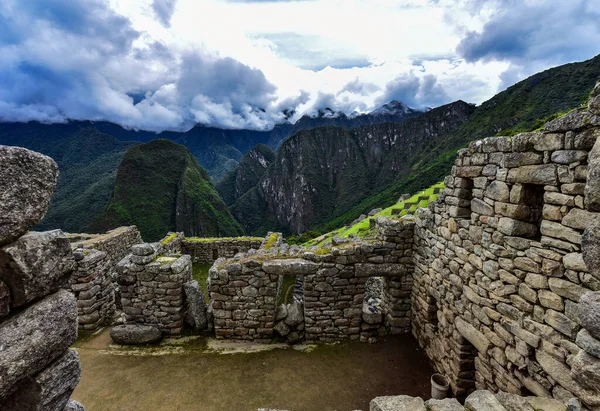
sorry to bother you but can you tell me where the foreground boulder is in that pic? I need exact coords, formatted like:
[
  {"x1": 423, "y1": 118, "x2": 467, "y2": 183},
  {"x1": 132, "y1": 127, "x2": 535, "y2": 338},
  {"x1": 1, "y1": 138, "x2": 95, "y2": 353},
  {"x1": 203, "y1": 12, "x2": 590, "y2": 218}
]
[
  {"x1": 0, "y1": 290, "x2": 78, "y2": 399},
  {"x1": 0, "y1": 230, "x2": 75, "y2": 308},
  {"x1": 110, "y1": 324, "x2": 162, "y2": 345},
  {"x1": 0, "y1": 146, "x2": 58, "y2": 246},
  {"x1": 2, "y1": 350, "x2": 81, "y2": 410}
]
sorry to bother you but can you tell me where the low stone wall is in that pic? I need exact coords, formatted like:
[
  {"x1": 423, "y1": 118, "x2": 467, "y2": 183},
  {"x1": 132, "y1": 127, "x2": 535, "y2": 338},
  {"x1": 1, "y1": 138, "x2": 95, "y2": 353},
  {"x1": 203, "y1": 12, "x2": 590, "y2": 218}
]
[
  {"x1": 410, "y1": 88, "x2": 600, "y2": 407},
  {"x1": 0, "y1": 146, "x2": 84, "y2": 410},
  {"x1": 116, "y1": 243, "x2": 193, "y2": 335},
  {"x1": 70, "y1": 249, "x2": 115, "y2": 332},
  {"x1": 182, "y1": 236, "x2": 264, "y2": 264},
  {"x1": 69, "y1": 226, "x2": 142, "y2": 263},
  {"x1": 208, "y1": 217, "x2": 415, "y2": 343}
]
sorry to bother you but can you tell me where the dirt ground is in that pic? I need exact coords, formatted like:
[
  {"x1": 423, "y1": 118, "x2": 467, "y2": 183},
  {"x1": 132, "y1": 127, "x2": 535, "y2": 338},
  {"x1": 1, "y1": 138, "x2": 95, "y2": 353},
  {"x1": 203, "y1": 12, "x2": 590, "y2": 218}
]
[{"x1": 72, "y1": 330, "x2": 434, "y2": 411}]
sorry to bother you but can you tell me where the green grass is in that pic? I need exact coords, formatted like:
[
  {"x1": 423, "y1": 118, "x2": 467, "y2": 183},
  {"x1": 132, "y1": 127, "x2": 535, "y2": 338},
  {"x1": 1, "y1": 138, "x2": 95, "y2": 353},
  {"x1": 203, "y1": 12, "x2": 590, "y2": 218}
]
[
  {"x1": 263, "y1": 233, "x2": 279, "y2": 250},
  {"x1": 192, "y1": 263, "x2": 211, "y2": 299},
  {"x1": 305, "y1": 182, "x2": 444, "y2": 247},
  {"x1": 160, "y1": 233, "x2": 178, "y2": 245}
]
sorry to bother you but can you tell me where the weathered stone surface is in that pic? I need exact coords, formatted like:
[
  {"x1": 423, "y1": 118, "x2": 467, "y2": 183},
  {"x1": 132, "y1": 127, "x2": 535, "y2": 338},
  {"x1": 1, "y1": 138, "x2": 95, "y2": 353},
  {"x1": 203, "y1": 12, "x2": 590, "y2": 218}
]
[
  {"x1": 562, "y1": 209, "x2": 600, "y2": 230},
  {"x1": 425, "y1": 398, "x2": 463, "y2": 411},
  {"x1": 586, "y1": 136, "x2": 600, "y2": 212},
  {"x1": 0, "y1": 280, "x2": 9, "y2": 318},
  {"x1": 131, "y1": 243, "x2": 155, "y2": 256},
  {"x1": 497, "y1": 218, "x2": 538, "y2": 237},
  {"x1": 589, "y1": 80, "x2": 600, "y2": 117},
  {"x1": 64, "y1": 399, "x2": 86, "y2": 411},
  {"x1": 355, "y1": 263, "x2": 406, "y2": 277},
  {"x1": 495, "y1": 391, "x2": 535, "y2": 411},
  {"x1": 582, "y1": 225, "x2": 600, "y2": 277},
  {"x1": 274, "y1": 321, "x2": 291, "y2": 336},
  {"x1": 578, "y1": 292, "x2": 600, "y2": 340},
  {"x1": 0, "y1": 146, "x2": 59, "y2": 246},
  {"x1": 549, "y1": 278, "x2": 588, "y2": 302},
  {"x1": 0, "y1": 230, "x2": 74, "y2": 308},
  {"x1": 262, "y1": 259, "x2": 318, "y2": 275},
  {"x1": 183, "y1": 280, "x2": 208, "y2": 331},
  {"x1": 110, "y1": 324, "x2": 162, "y2": 345},
  {"x1": 571, "y1": 350, "x2": 600, "y2": 390},
  {"x1": 456, "y1": 317, "x2": 491, "y2": 353},
  {"x1": 526, "y1": 397, "x2": 566, "y2": 411},
  {"x1": 485, "y1": 181, "x2": 510, "y2": 202},
  {"x1": 507, "y1": 164, "x2": 557, "y2": 185},
  {"x1": 370, "y1": 395, "x2": 426, "y2": 411},
  {"x1": 1, "y1": 350, "x2": 81, "y2": 411},
  {"x1": 0, "y1": 290, "x2": 77, "y2": 399},
  {"x1": 465, "y1": 390, "x2": 506, "y2": 411},
  {"x1": 562, "y1": 254, "x2": 588, "y2": 273},
  {"x1": 284, "y1": 303, "x2": 304, "y2": 327},
  {"x1": 576, "y1": 329, "x2": 600, "y2": 358},
  {"x1": 472, "y1": 198, "x2": 494, "y2": 216}
]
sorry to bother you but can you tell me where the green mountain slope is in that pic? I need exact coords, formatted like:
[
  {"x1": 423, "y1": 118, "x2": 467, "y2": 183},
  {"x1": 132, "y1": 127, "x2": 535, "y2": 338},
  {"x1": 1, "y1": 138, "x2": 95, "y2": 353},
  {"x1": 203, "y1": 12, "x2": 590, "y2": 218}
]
[
  {"x1": 313, "y1": 54, "x2": 600, "y2": 233},
  {"x1": 91, "y1": 139, "x2": 244, "y2": 241}
]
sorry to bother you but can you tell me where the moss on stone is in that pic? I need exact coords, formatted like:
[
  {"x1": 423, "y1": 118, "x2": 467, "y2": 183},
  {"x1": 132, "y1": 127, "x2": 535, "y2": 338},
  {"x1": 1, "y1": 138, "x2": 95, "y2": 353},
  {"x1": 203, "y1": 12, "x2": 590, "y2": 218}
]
[
  {"x1": 160, "y1": 233, "x2": 178, "y2": 245},
  {"x1": 263, "y1": 233, "x2": 279, "y2": 250},
  {"x1": 185, "y1": 236, "x2": 263, "y2": 243}
]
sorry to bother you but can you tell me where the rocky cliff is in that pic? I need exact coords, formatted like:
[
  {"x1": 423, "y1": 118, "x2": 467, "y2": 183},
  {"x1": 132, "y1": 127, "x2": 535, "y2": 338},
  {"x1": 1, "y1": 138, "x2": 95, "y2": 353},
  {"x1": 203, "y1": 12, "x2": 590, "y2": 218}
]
[
  {"x1": 229, "y1": 100, "x2": 475, "y2": 234},
  {"x1": 91, "y1": 139, "x2": 243, "y2": 241}
]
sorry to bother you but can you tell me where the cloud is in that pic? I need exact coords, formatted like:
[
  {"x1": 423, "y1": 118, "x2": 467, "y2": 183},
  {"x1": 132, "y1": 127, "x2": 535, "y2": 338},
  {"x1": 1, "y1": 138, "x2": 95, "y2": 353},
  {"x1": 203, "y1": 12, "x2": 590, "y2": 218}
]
[
  {"x1": 338, "y1": 77, "x2": 381, "y2": 96},
  {"x1": 456, "y1": 1, "x2": 600, "y2": 65},
  {"x1": 375, "y1": 72, "x2": 449, "y2": 108},
  {"x1": 152, "y1": 0, "x2": 178, "y2": 27}
]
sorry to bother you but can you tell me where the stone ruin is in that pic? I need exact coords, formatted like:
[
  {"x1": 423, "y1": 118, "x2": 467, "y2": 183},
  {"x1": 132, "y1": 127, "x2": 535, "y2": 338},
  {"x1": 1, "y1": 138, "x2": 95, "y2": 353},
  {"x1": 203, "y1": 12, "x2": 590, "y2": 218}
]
[
  {"x1": 0, "y1": 81, "x2": 599, "y2": 410},
  {"x1": 0, "y1": 146, "x2": 84, "y2": 410}
]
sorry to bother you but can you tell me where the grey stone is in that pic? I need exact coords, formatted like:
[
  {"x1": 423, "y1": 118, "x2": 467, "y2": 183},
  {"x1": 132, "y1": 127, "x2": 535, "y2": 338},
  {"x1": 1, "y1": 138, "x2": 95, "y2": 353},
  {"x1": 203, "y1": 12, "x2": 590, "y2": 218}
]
[
  {"x1": 582, "y1": 225, "x2": 600, "y2": 278},
  {"x1": 507, "y1": 164, "x2": 557, "y2": 185},
  {"x1": 1, "y1": 350, "x2": 81, "y2": 411},
  {"x1": 562, "y1": 209, "x2": 600, "y2": 230},
  {"x1": 355, "y1": 263, "x2": 406, "y2": 277},
  {"x1": 64, "y1": 400, "x2": 86, "y2": 411},
  {"x1": 465, "y1": 390, "x2": 506, "y2": 411},
  {"x1": 579, "y1": 292, "x2": 600, "y2": 340},
  {"x1": 0, "y1": 280, "x2": 8, "y2": 318},
  {"x1": 0, "y1": 230, "x2": 74, "y2": 308},
  {"x1": 0, "y1": 290, "x2": 78, "y2": 399},
  {"x1": 425, "y1": 398, "x2": 463, "y2": 411},
  {"x1": 586, "y1": 136, "x2": 600, "y2": 212},
  {"x1": 571, "y1": 350, "x2": 600, "y2": 390},
  {"x1": 370, "y1": 395, "x2": 426, "y2": 411},
  {"x1": 563, "y1": 253, "x2": 588, "y2": 272},
  {"x1": 284, "y1": 303, "x2": 304, "y2": 327},
  {"x1": 471, "y1": 198, "x2": 494, "y2": 216},
  {"x1": 183, "y1": 280, "x2": 208, "y2": 331},
  {"x1": 549, "y1": 278, "x2": 589, "y2": 302},
  {"x1": 131, "y1": 243, "x2": 155, "y2": 256},
  {"x1": 110, "y1": 324, "x2": 162, "y2": 345},
  {"x1": 262, "y1": 259, "x2": 318, "y2": 275},
  {"x1": 497, "y1": 218, "x2": 538, "y2": 238},
  {"x1": 551, "y1": 150, "x2": 588, "y2": 164},
  {"x1": 526, "y1": 397, "x2": 566, "y2": 411},
  {"x1": 589, "y1": 81, "x2": 600, "y2": 116},
  {"x1": 275, "y1": 304, "x2": 288, "y2": 321},
  {"x1": 455, "y1": 317, "x2": 491, "y2": 353},
  {"x1": 274, "y1": 321, "x2": 291, "y2": 337},
  {"x1": 0, "y1": 146, "x2": 58, "y2": 246},
  {"x1": 495, "y1": 391, "x2": 534, "y2": 411},
  {"x1": 576, "y1": 329, "x2": 600, "y2": 358},
  {"x1": 170, "y1": 254, "x2": 191, "y2": 274}
]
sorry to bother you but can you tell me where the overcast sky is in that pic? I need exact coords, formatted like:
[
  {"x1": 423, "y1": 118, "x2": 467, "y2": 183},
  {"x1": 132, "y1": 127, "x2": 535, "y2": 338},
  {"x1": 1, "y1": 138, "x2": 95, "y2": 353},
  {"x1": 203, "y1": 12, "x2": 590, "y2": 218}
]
[{"x1": 1, "y1": 0, "x2": 599, "y2": 131}]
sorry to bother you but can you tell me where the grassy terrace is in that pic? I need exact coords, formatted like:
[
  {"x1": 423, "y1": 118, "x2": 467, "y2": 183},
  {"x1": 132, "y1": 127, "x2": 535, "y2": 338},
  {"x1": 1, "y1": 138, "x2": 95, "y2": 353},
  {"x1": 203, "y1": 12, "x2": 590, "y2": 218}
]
[{"x1": 305, "y1": 182, "x2": 444, "y2": 248}]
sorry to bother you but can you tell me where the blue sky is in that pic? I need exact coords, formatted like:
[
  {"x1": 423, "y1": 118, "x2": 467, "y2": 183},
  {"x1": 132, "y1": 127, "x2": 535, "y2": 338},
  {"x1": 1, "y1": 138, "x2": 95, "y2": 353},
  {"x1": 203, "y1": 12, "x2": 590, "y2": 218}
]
[{"x1": 0, "y1": 0, "x2": 599, "y2": 131}]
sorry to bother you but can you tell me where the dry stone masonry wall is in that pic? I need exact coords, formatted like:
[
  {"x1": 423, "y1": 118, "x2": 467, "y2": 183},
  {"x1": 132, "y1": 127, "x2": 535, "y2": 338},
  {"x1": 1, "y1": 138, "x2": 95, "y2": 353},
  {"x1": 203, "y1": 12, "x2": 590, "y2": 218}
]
[
  {"x1": 0, "y1": 146, "x2": 84, "y2": 410},
  {"x1": 182, "y1": 236, "x2": 264, "y2": 263},
  {"x1": 410, "y1": 82, "x2": 600, "y2": 408}
]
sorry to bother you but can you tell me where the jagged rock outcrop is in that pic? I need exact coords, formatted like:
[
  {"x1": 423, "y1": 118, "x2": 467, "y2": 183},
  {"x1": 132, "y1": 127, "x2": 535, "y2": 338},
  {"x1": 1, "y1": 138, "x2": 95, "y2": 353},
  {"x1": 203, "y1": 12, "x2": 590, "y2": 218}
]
[
  {"x1": 0, "y1": 145, "x2": 58, "y2": 245},
  {"x1": 91, "y1": 139, "x2": 244, "y2": 241}
]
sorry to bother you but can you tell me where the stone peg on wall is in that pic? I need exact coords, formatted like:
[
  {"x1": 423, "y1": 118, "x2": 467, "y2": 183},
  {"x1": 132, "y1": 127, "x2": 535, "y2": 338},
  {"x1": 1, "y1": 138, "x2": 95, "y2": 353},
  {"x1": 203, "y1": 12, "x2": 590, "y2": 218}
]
[{"x1": 0, "y1": 145, "x2": 59, "y2": 246}]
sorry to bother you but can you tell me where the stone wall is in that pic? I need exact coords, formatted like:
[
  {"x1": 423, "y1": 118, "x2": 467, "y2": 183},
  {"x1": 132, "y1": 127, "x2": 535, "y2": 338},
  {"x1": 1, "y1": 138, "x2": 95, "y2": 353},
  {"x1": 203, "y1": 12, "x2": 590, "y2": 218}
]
[
  {"x1": 182, "y1": 236, "x2": 264, "y2": 264},
  {"x1": 69, "y1": 226, "x2": 142, "y2": 263},
  {"x1": 208, "y1": 217, "x2": 415, "y2": 343},
  {"x1": 116, "y1": 243, "x2": 193, "y2": 335},
  {"x1": 410, "y1": 84, "x2": 600, "y2": 407},
  {"x1": 0, "y1": 145, "x2": 84, "y2": 410}
]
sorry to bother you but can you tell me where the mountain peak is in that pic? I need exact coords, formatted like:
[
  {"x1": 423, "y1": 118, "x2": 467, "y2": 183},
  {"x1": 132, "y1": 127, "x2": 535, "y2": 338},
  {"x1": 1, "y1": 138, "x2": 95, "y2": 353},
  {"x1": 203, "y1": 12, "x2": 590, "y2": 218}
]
[{"x1": 370, "y1": 100, "x2": 415, "y2": 116}]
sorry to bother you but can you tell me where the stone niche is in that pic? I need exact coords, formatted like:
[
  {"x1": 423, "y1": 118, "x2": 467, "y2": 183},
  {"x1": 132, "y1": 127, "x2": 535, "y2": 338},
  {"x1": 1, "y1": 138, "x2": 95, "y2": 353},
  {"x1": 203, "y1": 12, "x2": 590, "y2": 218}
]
[{"x1": 410, "y1": 93, "x2": 600, "y2": 407}]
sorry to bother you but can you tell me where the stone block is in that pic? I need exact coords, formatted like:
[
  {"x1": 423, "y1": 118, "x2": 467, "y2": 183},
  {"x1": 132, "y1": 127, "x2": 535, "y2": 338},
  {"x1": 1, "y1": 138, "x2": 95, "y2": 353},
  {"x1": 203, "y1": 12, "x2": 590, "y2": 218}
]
[
  {"x1": 455, "y1": 317, "x2": 491, "y2": 353},
  {"x1": 586, "y1": 136, "x2": 600, "y2": 211},
  {"x1": 0, "y1": 230, "x2": 74, "y2": 308},
  {"x1": 262, "y1": 259, "x2": 318, "y2": 275},
  {"x1": 563, "y1": 254, "x2": 588, "y2": 273},
  {"x1": 471, "y1": 198, "x2": 494, "y2": 216},
  {"x1": 582, "y1": 225, "x2": 600, "y2": 278},
  {"x1": 0, "y1": 290, "x2": 77, "y2": 399},
  {"x1": 507, "y1": 164, "x2": 557, "y2": 185},
  {"x1": 425, "y1": 399, "x2": 463, "y2": 411},
  {"x1": 110, "y1": 324, "x2": 162, "y2": 345},
  {"x1": 551, "y1": 150, "x2": 588, "y2": 164},
  {"x1": 571, "y1": 350, "x2": 600, "y2": 390},
  {"x1": 1, "y1": 350, "x2": 81, "y2": 411},
  {"x1": 183, "y1": 280, "x2": 208, "y2": 331},
  {"x1": 577, "y1": 329, "x2": 600, "y2": 358},
  {"x1": 370, "y1": 395, "x2": 426, "y2": 411},
  {"x1": 549, "y1": 277, "x2": 589, "y2": 302},
  {"x1": 579, "y1": 292, "x2": 600, "y2": 340},
  {"x1": 0, "y1": 146, "x2": 59, "y2": 246},
  {"x1": 465, "y1": 390, "x2": 506, "y2": 411},
  {"x1": 497, "y1": 218, "x2": 538, "y2": 237}
]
